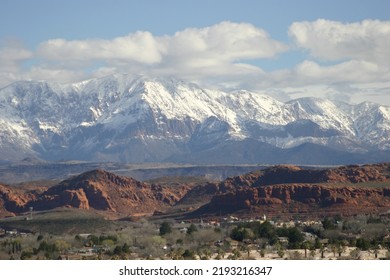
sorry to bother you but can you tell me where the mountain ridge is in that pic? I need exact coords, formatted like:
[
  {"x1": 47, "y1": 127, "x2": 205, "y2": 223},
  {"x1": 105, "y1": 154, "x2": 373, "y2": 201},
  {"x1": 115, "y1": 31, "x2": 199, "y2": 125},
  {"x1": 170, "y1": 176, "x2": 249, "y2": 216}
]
[{"x1": 1, "y1": 74, "x2": 389, "y2": 164}]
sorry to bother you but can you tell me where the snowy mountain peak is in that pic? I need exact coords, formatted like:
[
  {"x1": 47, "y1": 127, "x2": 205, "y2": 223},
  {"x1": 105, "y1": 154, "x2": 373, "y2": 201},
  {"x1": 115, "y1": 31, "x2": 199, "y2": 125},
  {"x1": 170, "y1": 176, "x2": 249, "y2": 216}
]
[{"x1": 0, "y1": 74, "x2": 389, "y2": 163}]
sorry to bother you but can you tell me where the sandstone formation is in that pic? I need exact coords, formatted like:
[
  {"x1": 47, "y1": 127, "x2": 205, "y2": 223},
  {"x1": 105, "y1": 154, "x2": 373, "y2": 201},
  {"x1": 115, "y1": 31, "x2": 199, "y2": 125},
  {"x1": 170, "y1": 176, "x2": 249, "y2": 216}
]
[
  {"x1": 0, "y1": 184, "x2": 33, "y2": 218},
  {"x1": 1, "y1": 163, "x2": 390, "y2": 219},
  {"x1": 219, "y1": 163, "x2": 388, "y2": 190},
  {"x1": 191, "y1": 163, "x2": 390, "y2": 218},
  {"x1": 30, "y1": 169, "x2": 192, "y2": 216},
  {"x1": 198, "y1": 183, "x2": 390, "y2": 215},
  {"x1": 1, "y1": 170, "x2": 191, "y2": 218}
]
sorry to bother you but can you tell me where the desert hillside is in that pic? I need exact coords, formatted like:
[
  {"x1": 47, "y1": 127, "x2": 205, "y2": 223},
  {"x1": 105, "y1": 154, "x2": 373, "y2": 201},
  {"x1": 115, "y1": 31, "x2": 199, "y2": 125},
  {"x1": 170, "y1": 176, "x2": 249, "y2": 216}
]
[{"x1": 1, "y1": 163, "x2": 390, "y2": 219}]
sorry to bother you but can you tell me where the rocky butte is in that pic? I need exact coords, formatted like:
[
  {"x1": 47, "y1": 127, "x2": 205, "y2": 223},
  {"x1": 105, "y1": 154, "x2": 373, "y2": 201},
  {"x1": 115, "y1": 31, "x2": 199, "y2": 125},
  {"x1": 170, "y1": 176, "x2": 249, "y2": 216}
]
[
  {"x1": 1, "y1": 163, "x2": 390, "y2": 219},
  {"x1": 189, "y1": 163, "x2": 390, "y2": 218},
  {"x1": 0, "y1": 170, "x2": 191, "y2": 218}
]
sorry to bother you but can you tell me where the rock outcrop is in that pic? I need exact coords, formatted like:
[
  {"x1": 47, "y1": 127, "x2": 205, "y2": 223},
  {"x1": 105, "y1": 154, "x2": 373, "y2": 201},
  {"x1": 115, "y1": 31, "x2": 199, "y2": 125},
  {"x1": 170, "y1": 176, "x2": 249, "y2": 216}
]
[
  {"x1": 2, "y1": 163, "x2": 390, "y2": 219},
  {"x1": 0, "y1": 170, "x2": 191, "y2": 218},
  {"x1": 28, "y1": 169, "x2": 191, "y2": 216},
  {"x1": 201, "y1": 184, "x2": 390, "y2": 213},
  {"x1": 191, "y1": 163, "x2": 390, "y2": 217},
  {"x1": 219, "y1": 164, "x2": 388, "y2": 189},
  {"x1": 0, "y1": 184, "x2": 33, "y2": 217}
]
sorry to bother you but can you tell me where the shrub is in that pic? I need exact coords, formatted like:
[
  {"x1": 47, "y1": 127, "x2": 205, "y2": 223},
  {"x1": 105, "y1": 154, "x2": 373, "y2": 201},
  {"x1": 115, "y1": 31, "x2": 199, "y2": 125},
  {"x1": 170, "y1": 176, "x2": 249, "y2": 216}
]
[{"x1": 159, "y1": 222, "x2": 172, "y2": 236}]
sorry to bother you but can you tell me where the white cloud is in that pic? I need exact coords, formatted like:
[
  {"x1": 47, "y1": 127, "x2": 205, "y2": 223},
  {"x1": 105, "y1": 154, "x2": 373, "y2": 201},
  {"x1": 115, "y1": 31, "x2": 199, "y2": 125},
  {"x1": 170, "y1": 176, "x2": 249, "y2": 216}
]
[
  {"x1": 162, "y1": 21, "x2": 286, "y2": 63},
  {"x1": 0, "y1": 21, "x2": 283, "y2": 89},
  {"x1": 273, "y1": 19, "x2": 390, "y2": 105},
  {"x1": 0, "y1": 42, "x2": 33, "y2": 87},
  {"x1": 262, "y1": 58, "x2": 390, "y2": 105},
  {"x1": 26, "y1": 67, "x2": 87, "y2": 84},
  {"x1": 153, "y1": 21, "x2": 285, "y2": 84},
  {"x1": 289, "y1": 19, "x2": 390, "y2": 64},
  {"x1": 264, "y1": 82, "x2": 390, "y2": 106},
  {"x1": 1, "y1": 20, "x2": 390, "y2": 106},
  {"x1": 293, "y1": 59, "x2": 387, "y2": 84},
  {"x1": 37, "y1": 31, "x2": 162, "y2": 66},
  {"x1": 0, "y1": 47, "x2": 32, "y2": 69},
  {"x1": 34, "y1": 21, "x2": 286, "y2": 76}
]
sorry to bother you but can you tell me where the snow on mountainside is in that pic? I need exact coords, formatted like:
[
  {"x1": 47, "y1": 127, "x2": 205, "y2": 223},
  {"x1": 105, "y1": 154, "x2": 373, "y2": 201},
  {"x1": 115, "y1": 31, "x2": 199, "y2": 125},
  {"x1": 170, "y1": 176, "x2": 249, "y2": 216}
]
[{"x1": 0, "y1": 73, "x2": 389, "y2": 164}]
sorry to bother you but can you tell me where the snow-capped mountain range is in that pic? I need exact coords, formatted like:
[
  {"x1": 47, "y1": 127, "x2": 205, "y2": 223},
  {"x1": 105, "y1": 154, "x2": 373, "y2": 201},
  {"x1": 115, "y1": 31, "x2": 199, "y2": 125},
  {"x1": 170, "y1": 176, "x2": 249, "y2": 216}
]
[{"x1": 0, "y1": 74, "x2": 389, "y2": 164}]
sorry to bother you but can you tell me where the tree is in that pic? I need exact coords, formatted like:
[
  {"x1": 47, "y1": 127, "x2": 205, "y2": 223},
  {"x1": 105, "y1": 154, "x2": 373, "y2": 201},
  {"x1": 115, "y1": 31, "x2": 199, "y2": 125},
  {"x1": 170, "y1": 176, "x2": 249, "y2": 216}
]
[
  {"x1": 229, "y1": 249, "x2": 241, "y2": 260},
  {"x1": 87, "y1": 235, "x2": 100, "y2": 246},
  {"x1": 287, "y1": 227, "x2": 304, "y2": 245},
  {"x1": 215, "y1": 248, "x2": 226, "y2": 260},
  {"x1": 200, "y1": 248, "x2": 212, "y2": 260},
  {"x1": 322, "y1": 217, "x2": 336, "y2": 230},
  {"x1": 240, "y1": 244, "x2": 250, "y2": 258},
  {"x1": 277, "y1": 248, "x2": 285, "y2": 258},
  {"x1": 309, "y1": 248, "x2": 316, "y2": 259},
  {"x1": 122, "y1": 243, "x2": 131, "y2": 254},
  {"x1": 20, "y1": 250, "x2": 33, "y2": 260},
  {"x1": 171, "y1": 248, "x2": 184, "y2": 260},
  {"x1": 319, "y1": 245, "x2": 326, "y2": 259},
  {"x1": 176, "y1": 239, "x2": 183, "y2": 245},
  {"x1": 255, "y1": 221, "x2": 277, "y2": 242},
  {"x1": 373, "y1": 248, "x2": 379, "y2": 259},
  {"x1": 113, "y1": 245, "x2": 122, "y2": 255},
  {"x1": 54, "y1": 240, "x2": 70, "y2": 254},
  {"x1": 159, "y1": 222, "x2": 172, "y2": 236},
  {"x1": 331, "y1": 244, "x2": 337, "y2": 257},
  {"x1": 230, "y1": 227, "x2": 248, "y2": 242},
  {"x1": 187, "y1": 224, "x2": 198, "y2": 235},
  {"x1": 370, "y1": 243, "x2": 380, "y2": 259},
  {"x1": 259, "y1": 249, "x2": 265, "y2": 258},
  {"x1": 102, "y1": 239, "x2": 115, "y2": 248},
  {"x1": 356, "y1": 238, "x2": 371, "y2": 251},
  {"x1": 337, "y1": 243, "x2": 346, "y2": 257},
  {"x1": 182, "y1": 249, "x2": 196, "y2": 260},
  {"x1": 151, "y1": 235, "x2": 166, "y2": 247},
  {"x1": 302, "y1": 241, "x2": 310, "y2": 259},
  {"x1": 350, "y1": 249, "x2": 361, "y2": 260}
]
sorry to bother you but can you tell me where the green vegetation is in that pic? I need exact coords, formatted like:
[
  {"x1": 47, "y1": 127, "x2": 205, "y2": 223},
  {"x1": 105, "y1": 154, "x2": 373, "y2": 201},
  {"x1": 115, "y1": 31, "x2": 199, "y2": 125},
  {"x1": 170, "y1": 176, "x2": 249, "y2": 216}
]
[
  {"x1": 159, "y1": 221, "x2": 172, "y2": 236},
  {"x1": 1, "y1": 213, "x2": 390, "y2": 260},
  {"x1": 187, "y1": 224, "x2": 198, "y2": 235},
  {"x1": 230, "y1": 221, "x2": 304, "y2": 248},
  {"x1": 0, "y1": 209, "x2": 115, "y2": 235}
]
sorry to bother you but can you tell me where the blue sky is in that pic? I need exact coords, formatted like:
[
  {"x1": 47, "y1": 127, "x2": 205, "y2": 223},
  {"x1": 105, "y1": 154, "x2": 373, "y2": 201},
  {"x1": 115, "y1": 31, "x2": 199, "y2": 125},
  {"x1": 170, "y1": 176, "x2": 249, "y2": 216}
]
[
  {"x1": 3, "y1": 0, "x2": 388, "y2": 43},
  {"x1": 1, "y1": 0, "x2": 390, "y2": 104}
]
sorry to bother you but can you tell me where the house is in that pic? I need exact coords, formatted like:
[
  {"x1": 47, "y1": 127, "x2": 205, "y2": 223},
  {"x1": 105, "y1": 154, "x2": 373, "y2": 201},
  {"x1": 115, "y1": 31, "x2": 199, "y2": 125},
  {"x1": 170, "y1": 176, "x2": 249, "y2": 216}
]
[
  {"x1": 278, "y1": 237, "x2": 289, "y2": 244},
  {"x1": 78, "y1": 233, "x2": 92, "y2": 238},
  {"x1": 320, "y1": 239, "x2": 329, "y2": 246},
  {"x1": 6, "y1": 230, "x2": 18, "y2": 236},
  {"x1": 303, "y1": 232, "x2": 317, "y2": 241},
  {"x1": 179, "y1": 228, "x2": 188, "y2": 233}
]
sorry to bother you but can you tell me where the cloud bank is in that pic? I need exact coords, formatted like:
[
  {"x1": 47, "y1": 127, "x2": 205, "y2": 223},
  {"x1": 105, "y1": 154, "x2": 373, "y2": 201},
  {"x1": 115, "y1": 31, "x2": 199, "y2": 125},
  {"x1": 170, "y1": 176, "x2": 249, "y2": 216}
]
[
  {"x1": 289, "y1": 19, "x2": 390, "y2": 63},
  {"x1": 31, "y1": 22, "x2": 286, "y2": 84},
  {"x1": 285, "y1": 19, "x2": 390, "y2": 104},
  {"x1": 1, "y1": 20, "x2": 390, "y2": 105}
]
